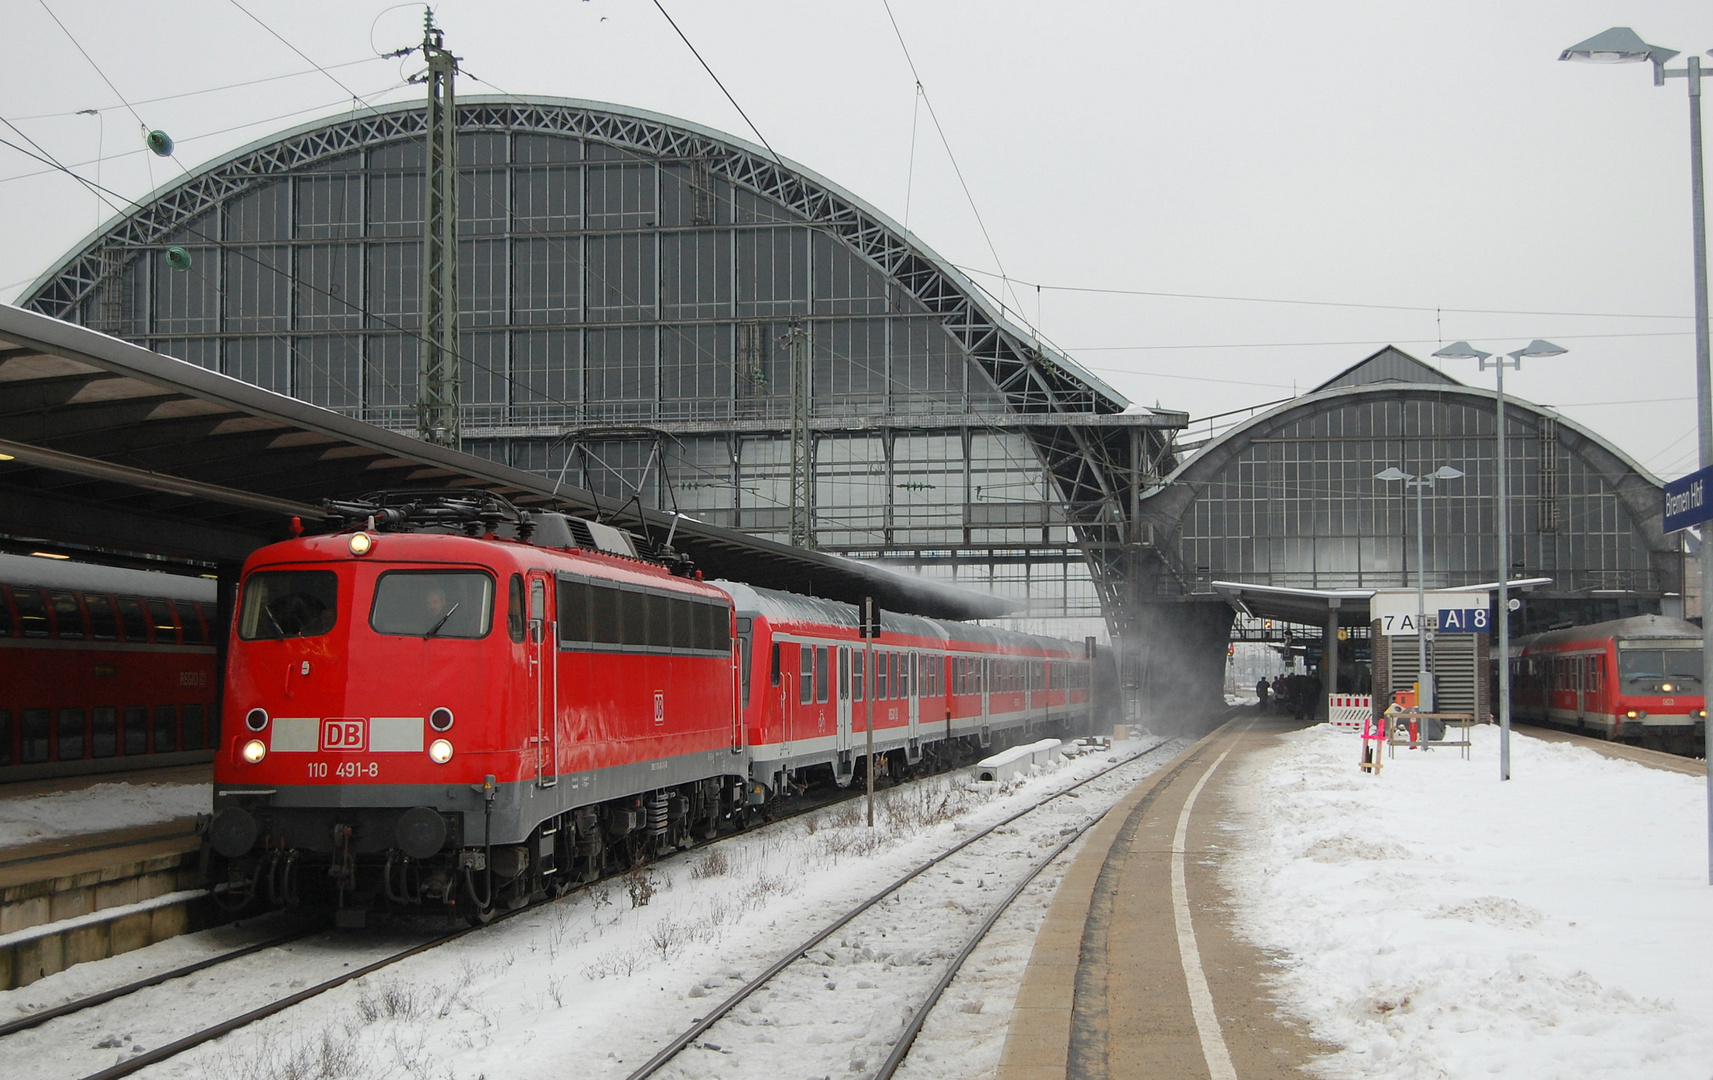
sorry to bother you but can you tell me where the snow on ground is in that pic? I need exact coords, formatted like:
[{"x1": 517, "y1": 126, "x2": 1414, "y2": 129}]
[
  {"x1": 1, "y1": 738, "x2": 1176, "y2": 1080},
  {"x1": 1224, "y1": 723, "x2": 1713, "y2": 1079},
  {"x1": 0, "y1": 781, "x2": 208, "y2": 847}
]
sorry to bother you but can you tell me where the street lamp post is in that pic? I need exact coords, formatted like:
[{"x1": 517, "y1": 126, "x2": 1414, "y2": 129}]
[
  {"x1": 1376, "y1": 465, "x2": 1464, "y2": 714},
  {"x1": 1434, "y1": 340, "x2": 1568, "y2": 782},
  {"x1": 1563, "y1": 27, "x2": 1713, "y2": 883}
]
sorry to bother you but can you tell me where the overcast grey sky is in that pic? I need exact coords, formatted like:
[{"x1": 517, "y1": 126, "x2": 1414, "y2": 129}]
[{"x1": 4, "y1": 1, "x2": 1711, "y2": 478}]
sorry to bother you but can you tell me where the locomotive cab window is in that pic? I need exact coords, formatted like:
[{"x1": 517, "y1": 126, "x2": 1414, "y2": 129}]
[
  {"x1": 239, "y1": 571, "x2": 338, "y2": 640},
  {"x1": 371, "y1": 570, "x2": 493, "y2": 638}
]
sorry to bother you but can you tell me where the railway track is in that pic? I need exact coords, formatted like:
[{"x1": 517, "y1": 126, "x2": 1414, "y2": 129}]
[
  {"x1": 1, "y1": 737, "x2": 1159, "y2": 1080},
  {"x1": 621, "y1": 739, "x2": 1176, "y2": 1080}
]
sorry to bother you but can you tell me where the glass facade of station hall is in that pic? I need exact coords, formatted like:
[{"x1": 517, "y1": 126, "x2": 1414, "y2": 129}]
[
  {"x1": 1176, "y1": 395, "x2": 1656, "y2": 594},
  {"x1": 1137, "y1": 350, "x2": 1679, "y2": 643},
  {"x1": 25, "y1": 100, "x2": 1136, "y2": 636}
]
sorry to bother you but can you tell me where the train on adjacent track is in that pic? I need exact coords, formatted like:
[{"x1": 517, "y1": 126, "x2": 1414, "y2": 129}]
[
  {"x1": 0, "y1": 552, "x2": 219, "y2": 779},
  {"x1": 205, "y1": 493, "x2": 1097, "y2": 922},
  {"x1": 1508, "y1": 614, "x2": 1706, "y2": 754}
]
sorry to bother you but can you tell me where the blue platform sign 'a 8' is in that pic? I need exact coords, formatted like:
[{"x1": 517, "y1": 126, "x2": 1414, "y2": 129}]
[{"x1": 1437, "y1": 608, "x2": 1490, "y2": 634}]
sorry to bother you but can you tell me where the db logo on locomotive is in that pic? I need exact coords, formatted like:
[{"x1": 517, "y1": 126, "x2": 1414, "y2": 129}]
[{"x1": 321, "y1": 719, "x2": 366, "y2": 752}]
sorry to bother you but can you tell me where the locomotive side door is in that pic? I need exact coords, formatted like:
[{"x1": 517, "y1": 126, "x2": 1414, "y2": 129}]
[{"x1": 528, "y1": 572, "x2": 557, "y2": 788}]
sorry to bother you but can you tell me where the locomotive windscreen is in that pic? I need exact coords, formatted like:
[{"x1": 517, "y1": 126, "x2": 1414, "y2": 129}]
[
  {"x1": 371, "y1": 570, "x2": 494, "y2": 639},
  {"x1": 238, "y1": 571, "x2": 338, "y2": 640}
]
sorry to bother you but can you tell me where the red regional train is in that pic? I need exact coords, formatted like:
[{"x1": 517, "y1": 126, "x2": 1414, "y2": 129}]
[
  {"x1": 205, "y1": 494, "x2": 1093, "y2": 921},
  {"x1": 1509, "y1": 614, "x2": 1706, "y2": 753},
  {"x1": 0, "y1": 551, "x2": 219, "y2": 779}
]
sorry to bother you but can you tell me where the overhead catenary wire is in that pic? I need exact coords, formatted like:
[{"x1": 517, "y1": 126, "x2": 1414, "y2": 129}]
[
  {"x1": 223, "y1": 0, "x2": 389, "y2": 119},
  {"x1": 953, "y1": 263, "x2": 1695, "y2": 322},
  {"x1": 5, "y1": 55, "x2": 389, "y2": 123},
  {"x1": 879, "y1": 0, "x2": 1027, "y2": 325}
]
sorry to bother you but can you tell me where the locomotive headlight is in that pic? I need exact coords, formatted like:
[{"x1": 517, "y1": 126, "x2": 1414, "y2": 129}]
[
  {"x1": 429, "y1": 738, "x2": 454, "y2": 764},
  {"x1": 348, "y1": 531, "x2": 374, "y2": 556},
  {"x1": 1662, "y1": 683, "x2": 1675, "y2": 693},
  {"x1": 241, "y1": 739, "x2": 267, "y2": 764}
]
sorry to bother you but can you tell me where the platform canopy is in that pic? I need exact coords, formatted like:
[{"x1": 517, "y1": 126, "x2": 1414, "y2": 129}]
[
  {"x1": 0, "y1": 303, "x2": 1012, "y2": 620},
  {"x1": 1212, "y1": 578, "x2": 1554, "y2": 629}
]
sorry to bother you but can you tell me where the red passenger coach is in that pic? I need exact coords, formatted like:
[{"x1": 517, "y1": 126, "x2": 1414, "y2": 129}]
[
  {"x1": 0, "y1": 552, "x2": 218, "y2": 780},
  {"x1": 721, "y1": 582, "x2": 1092, "y2": 796},
  {"x1": 1511, "y1": 614, "x2": 1706, "y2": 753},
  {"x1": 206, "y1": 493, "x2": 1096, "y2": 922}
]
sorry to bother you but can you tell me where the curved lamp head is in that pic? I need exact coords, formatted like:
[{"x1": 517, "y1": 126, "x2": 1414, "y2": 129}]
[
  {"x1": 1559, "y1": 27, "x2": 1678, "y2": 65},
  {"x1": 1430, "y1": 466, "x2": 1465, "y2": 481},
  {"x1": 1433, "y1": 341, "x2": 1491, "y2": 361},
  {"x1": 1510, "y1": 339, "x2": 1567, "y2": 359},
  {"x1": 1375, "y1": 467, "x2": 1412, "y2": 482}
]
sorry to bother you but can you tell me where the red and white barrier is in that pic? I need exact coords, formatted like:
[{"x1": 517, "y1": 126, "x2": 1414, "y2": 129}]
[{"x1": 1328, "y1": 694, "x2": 1373, "y2": 732}]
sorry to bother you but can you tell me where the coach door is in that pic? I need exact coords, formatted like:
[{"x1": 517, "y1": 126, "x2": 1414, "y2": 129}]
[
  {"x1": 836, "y1": 647, "x2": 854, "y2": 779},
  {"x1": 528, "y1": 572, "x2": 557, "y2": 788},
  {"x1": 904, "y1": 651, "x2": 921, "y2": 759},
  {"x1": 1575, "y1": 654, "x2": 1589, "y2": 725}
]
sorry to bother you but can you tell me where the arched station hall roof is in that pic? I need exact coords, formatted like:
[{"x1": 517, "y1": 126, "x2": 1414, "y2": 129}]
[
  {"x1": 19, "y1": 95, "x2": 1185, "y2": 615},
  {"x1": 1134, "y1": 347, "x2": 1676, "y2": 626}
]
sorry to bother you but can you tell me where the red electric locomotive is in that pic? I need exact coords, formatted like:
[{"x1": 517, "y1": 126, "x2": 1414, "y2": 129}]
[
  {"x1": 206, "y1": 493, "x2": 1095, "y2": 922},
  {"x1": 1510, "y1": 614, "x2": 1707, "y2": 753},
  {"x1": 0, "y1": 552, "x2": 219, "y2": 779}
]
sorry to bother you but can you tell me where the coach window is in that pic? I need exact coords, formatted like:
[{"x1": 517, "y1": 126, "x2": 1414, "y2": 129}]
[
  {"x1": 57, "y1": 707, "x2": 86, "y2": 760},
  {"x1": 20, "y1": 709, "x2": 49, "y2": 764},
  {"x1": 51, "y1": 591, "x2": 86, "y2": 639},
  {"x1": 839, "y1": 647, "x2": 850, "y2": 702},
  {"x1": 799, "y1": 645, "x2": 814, "y2": 705},
  {"x1": 92, "y1": 707, "x2": 118, "y2": 758},
  {"x1": 12, "y1": 587, "x2": 49, "y2": 637},
  {"x1": 123, "y1": 706, "x2": 148, "y2": 755},
  {"x1": 175, "y1": 601, "x2": 207, "y2": 645},
  {"x1": 153, "y1": 705, "x2": 177, "y2": 752},
  {"x1": 147, "y1": 599, "x2": 179, "y2": 643},
  {"x1": 770, "y1": 642, "x2": 781, "y2": 686},
  {"x1": 117, "y1": 596, "x2": 150, "y2": 641},
  {"x1": 0, "y1": 710, "x2": 10, "y2": 766},
  {"x1": 877, "y1": 651, "x2": 890, "y2": 700},
  {"x1": 182, "y1": 704, "x2": 206, "y2": 751},
  {"x1": 86, "y1": 595, "x2": 119, "y2": 640},
  {"x1": 508, "y1": 575, "x2": 527, "y2": 643},
  {"x1": 852, "y1": 649, "x2": 865, "y2": 702},
  {"x1": 815, "y1": 646, "x2": 829, "y2": 704},
  {"x1": 238, "y1": 571, "x2": 337, "y2": 640},
  {"x1": 371, "y1": 570, "x2": 493, "y2": 638}
]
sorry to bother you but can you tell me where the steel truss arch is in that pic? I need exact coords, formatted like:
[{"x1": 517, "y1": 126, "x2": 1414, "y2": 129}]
[{"x1": 21, "y1": 96, "x2": 1183, "y2": 618}]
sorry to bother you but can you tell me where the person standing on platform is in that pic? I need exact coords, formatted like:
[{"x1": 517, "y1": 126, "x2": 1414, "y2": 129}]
[{"x1": 1255, "y1": 677, "x2": 1270, "y2": 711}]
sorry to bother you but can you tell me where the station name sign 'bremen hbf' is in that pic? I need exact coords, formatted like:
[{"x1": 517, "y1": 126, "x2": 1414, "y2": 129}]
[{"x1": 1663, "y1": 464, "x2": 1713, "y2": 534}]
